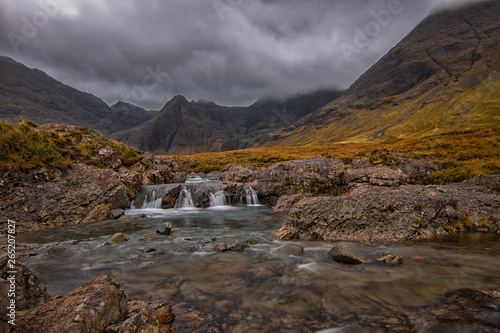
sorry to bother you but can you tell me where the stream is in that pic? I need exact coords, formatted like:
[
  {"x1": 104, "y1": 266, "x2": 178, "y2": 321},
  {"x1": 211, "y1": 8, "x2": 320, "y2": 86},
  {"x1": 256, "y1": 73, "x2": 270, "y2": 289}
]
[{"x1": 18, "y1": 205, "x2": 500, "y2": 332}]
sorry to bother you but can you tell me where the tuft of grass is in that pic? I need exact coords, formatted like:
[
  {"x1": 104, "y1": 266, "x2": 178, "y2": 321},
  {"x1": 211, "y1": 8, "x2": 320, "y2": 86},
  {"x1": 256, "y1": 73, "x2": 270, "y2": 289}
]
[{"x1": 0, "y1": 121, "x2": 71, "y2": 173}]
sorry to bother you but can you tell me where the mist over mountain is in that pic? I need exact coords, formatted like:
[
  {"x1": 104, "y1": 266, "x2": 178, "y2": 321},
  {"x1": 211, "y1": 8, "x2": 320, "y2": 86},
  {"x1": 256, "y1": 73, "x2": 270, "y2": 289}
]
[
  {"x1": 264, "y1": 0, "x2": 500, "y2": 146},
  {"x1": 112, "y1": 89, "x2": 344, "y2": 154}
]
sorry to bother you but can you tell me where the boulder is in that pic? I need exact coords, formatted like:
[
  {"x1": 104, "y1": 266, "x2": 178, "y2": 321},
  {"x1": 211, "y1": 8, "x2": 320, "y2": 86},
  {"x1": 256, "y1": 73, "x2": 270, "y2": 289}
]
[
  {"x1": 227, "y1": 240, "x2": 245, "y2": 252},
  {"x1": 255, "y1": 158, "x2": 347, "y2": 205},
  {"x1": 110, "y1": 209, "x2": 124, "y2": 219},
  {"x1": 109, "y1": 233, "x2": 127, "y2": 243},
  {"x1": 327, "y1": 243, "x2": 369, "y2": 264},
  {"x1": 277, "y1": 244, "x2": 304, "y2": 256},
  {"x1": 156, "y1": 222, "x2": 173, "y2": 235},
  {"x1": 0, "y1": 163, "x2": 129, "y2": 233},
  {"x1": 214, "y1": 243, "x2": 227, "y2": 252},
  {"x1": 0, "y1": 255, "x2": 51, "y2": 326},
  {"x1": 12, "y1": 275, "x2": 175, "y2": 333},
  {"x1": 13, "y1": 275, "x2": 128, "y2": 333},
  {"x1": 279, "y1": 177, "x2": 500, "y2": 244}
]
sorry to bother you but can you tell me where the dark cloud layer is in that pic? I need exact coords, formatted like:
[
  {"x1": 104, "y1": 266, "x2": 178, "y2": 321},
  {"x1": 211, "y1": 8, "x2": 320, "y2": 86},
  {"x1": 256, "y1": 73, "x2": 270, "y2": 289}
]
[{"x1": 0, "y1": 0, "x2": 484, "y2": 109}]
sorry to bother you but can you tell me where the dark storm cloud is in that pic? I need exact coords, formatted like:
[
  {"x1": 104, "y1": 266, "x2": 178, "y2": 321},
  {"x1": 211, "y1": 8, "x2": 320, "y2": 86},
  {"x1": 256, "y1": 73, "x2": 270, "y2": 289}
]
[{"x1": 0, "y1": 0, "x2": 485, "y2": 109}]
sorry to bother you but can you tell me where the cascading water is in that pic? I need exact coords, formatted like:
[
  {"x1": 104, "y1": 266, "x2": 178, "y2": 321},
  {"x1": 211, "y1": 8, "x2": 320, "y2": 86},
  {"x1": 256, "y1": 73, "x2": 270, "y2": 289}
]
[
  {"x1": 245, "y1": 187, "x2": 259, "y2": 205},
  {"x1": 175, "y1": 186, "x2": 195, "y2": 208},
  {"x1": 141, "y1": 189, "x2": 163, "y2": 209},
  {"x1": 209, "y1": 190, "x2": 227, "y2": 207}
]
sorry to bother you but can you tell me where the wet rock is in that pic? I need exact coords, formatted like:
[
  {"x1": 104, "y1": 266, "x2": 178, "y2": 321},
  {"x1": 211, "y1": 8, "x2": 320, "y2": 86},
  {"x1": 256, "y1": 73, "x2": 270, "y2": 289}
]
[
  {"x1": 139, "y1": 248, "x2": 166, "y2": 258},
  {"x1": 156, "y1": 222, "x2": 173, "y2": 235},
  {"x1": 14, "y1": 275, "x2": 128, "y2": 333},
  {"x1": 106, "y1": 300, "x2": 175, "y2": 332},
  {"x1": 199, "y1": 236, "x2": 217, "y2": 244},
  {"x1": 214, "y1": 243, "x2": 227, "y2": 252},
  {"x1": 187, "y1": 245, "x2": 201, "y2": 253},
  {"x1": 279, "y1": 178, "x2": 500, "y2": 244},
  {"x1": 277, "y1": 244, "x2": 304, "y2": 256},
  {"x1": 13, "y1": 274, "x2": 175, "y2": 333},
  {"x1": 140, "y1": 233, "x2": 157, "y2": 241},
  {"x1": 377, "y1": 254, "x2": 404, "y2": 265},
  {"x1": 0, "y1": 163, "x2": 129, "y2": 233},
  {"x1": 0, "y1": 254, "x2": 51, "y2": 325},
  {"x1": 110, "y1": 209, "x2": 124, "y2": 219},
  {"x1": 244, "y1": 238, "x2": 256, "y2": 246},
  {"x1": 227, "y1": 240, "x2": 245, "y2": 252},
  {"x1": 327, "y1": 242, "x2": 368, "y2": 264},
  {"x1": 109, "y1": 233, "x2": 127, "y2": 243}
]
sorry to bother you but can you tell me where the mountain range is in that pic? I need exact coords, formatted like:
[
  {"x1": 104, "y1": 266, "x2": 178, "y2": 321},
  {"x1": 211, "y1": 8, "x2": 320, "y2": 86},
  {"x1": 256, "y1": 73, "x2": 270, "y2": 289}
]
[
  {"x1": 263, "y1": 0, "x2": 500, "y2": 145},
  {"x1": 0, "y1": 0, "x2": 498, "y2": 154}
]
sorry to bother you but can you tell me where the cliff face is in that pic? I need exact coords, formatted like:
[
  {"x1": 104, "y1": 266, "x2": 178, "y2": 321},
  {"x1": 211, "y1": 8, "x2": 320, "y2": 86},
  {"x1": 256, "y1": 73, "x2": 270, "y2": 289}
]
[{"x1": 264, "y1": 0, "x2": 500, "y2": 146}]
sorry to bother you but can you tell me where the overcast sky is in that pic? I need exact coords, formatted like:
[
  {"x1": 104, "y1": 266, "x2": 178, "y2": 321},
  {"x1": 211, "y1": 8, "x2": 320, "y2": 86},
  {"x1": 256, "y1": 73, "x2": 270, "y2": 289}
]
[{"x1": 0, "y1": 0, "x2": 485, "y2": 109}]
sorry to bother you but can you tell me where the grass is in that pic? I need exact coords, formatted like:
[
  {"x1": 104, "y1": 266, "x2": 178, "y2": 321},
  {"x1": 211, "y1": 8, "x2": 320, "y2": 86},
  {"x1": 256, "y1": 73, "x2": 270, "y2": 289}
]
[
  {"x1": 0, "y1": 121, "x2": 143, "y2": 174},
  {"x1": 169, "y1": 127, "x2": 500, "y2": 184},
  {"x1": 0, "y1": 121, "x2": 71, "y2": 173}
]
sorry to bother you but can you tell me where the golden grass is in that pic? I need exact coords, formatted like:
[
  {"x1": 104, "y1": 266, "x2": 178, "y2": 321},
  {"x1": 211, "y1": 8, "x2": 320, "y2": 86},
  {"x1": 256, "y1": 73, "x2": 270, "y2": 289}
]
[{"x1": 168, "y1": 127, "x2": 500, "y2": 184}]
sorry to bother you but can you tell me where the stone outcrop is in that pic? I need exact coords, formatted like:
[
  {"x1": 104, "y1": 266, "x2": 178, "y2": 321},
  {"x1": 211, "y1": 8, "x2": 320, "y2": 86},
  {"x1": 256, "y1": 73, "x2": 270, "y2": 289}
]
[
  {"x1": 0, "y1": 255, "x2": 50, "y2": 331},
  {"x1": 255, "y1": 157, "x2": 347, "y2": 205},
  {"x1": 5, "y1": 272, "x2": 174, "y2": 333},
  {"x1": 278, "y1": 176, "x2": 500, "y2": 244},
  {"x1": 0, "y1": 125, "x2": 186, "y2": 233},
  {"x1": 0, "y1": 163, "x2": 130, "y2": 232}
]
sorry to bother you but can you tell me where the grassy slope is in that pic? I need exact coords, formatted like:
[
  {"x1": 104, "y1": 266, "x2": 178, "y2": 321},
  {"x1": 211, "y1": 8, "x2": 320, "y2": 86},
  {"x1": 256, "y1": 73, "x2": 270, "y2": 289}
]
[
  {"x1": 264, "y1": 77, "x2": 500, "y2": 146},
  {"x1": 170, "y1": 127, "x2": 500, "y2": 185},
  {"x1": 0, "y1": 121, "x2": 142, "y2": 174}
]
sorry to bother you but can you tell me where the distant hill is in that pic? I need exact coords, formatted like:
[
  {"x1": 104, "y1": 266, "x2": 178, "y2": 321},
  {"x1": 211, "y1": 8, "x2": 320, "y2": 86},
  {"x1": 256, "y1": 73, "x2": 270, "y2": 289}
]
[
  {"x1": 263, "y1": 0, "x2": 500, "y2": 146},
  {"x1": 112, "y1": 89, "x2": 343, "y2": 154},
  {"x1": 0, "y1": 56, "x2": 155, "y2": 134}
]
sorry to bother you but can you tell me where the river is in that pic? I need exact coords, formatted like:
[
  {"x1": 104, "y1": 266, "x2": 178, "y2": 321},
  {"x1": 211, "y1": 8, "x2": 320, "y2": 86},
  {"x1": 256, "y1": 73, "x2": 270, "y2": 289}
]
[{"x1": 18, "y1": 205, "x2": 500, "y2": 332}]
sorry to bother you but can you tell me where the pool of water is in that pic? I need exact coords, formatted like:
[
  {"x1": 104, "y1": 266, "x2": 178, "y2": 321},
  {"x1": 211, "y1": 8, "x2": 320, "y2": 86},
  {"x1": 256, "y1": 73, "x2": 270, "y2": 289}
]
[{"x1": 18, "y1": 206, "x2": 500, "y2": 332}]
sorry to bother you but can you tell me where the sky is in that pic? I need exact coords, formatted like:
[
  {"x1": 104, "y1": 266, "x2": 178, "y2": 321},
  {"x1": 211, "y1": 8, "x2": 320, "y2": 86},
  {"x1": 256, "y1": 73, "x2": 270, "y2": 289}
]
[{"x1": 0, "y1": 0, "x2": 485, "y2": 109}]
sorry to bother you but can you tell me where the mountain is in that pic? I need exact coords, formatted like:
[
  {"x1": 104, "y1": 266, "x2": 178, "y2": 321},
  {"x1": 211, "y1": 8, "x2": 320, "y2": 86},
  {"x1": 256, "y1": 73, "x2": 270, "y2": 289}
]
[
  {"x1": 110, "y1": 101, "x2": 157, "y2": 129},
  {"x1": 113, "y1": 89, "x2": 343, "y2": 154},
  {"x1": 263, "y1": 0, "x2": 500, "y2": 146},
  {"x1": 0, "y1": 56, "x2": 153, "y2": 134}
]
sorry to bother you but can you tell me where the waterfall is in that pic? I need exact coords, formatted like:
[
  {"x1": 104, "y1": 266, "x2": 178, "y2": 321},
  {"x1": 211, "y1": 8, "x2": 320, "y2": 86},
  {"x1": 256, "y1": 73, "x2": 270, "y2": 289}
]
[
  {"x1": 175, "y1": 186, "x2": 195, "y2": 208},
  {"x1": 186, "y1": 175, "x2": 207, "y2": 183},
  {"x1": 209, "y1": 191, "x2": 227, "y2": 207},
  {"x1": 141, "y1": 189, "x2": 163, "y2": 209},
  {"x1": 245, "y1": 187, "x2": 259, "y2": 205}
]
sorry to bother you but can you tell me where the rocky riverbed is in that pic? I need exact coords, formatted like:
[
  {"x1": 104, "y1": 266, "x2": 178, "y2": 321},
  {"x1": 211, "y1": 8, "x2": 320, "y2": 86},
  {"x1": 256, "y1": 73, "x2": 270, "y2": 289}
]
[
  {"x1": 3, "y1": 206, "x2": 500, "y2": 332},
  {"x1": 1, "y1": 135, "x2": 500, "y2": 331}
]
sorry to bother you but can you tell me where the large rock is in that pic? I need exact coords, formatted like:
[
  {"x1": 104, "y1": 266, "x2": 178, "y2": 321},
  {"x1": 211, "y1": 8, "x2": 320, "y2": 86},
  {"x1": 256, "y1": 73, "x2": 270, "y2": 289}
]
[
  {"x1": 255, "y1": 158, "x2": 347, "y2": 205},
  {"x1": 0, "y1": 255, "x2": 51, "y2": 329},
  {"x1": 279, "y1": 177, "x2": 500, "y2": 243},
  {"x1": 12, "y1": 275, "x2": 175, "y2": 333},
  {"x1": 13, "y1": 275, "x2": 128, "y2": 332},
  {"x1": 0, "y1": 163, "x2": 130, "y2": 232},
  {"x1": 327, "y1": 242, "x2": 368, "y2": 264}
]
